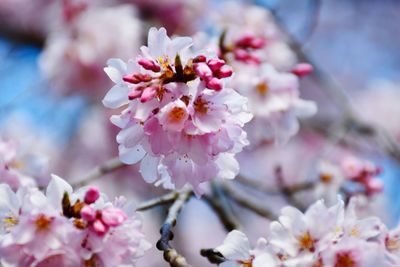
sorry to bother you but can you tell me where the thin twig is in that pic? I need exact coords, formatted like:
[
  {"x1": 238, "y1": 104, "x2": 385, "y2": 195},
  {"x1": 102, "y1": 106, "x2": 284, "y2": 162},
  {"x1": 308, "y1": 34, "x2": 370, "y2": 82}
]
[
  {"x1": 221, "y1": 183, "x2": 276, "y2": 220},
  {"x1": 136, "y1": 191, "x2": 179, "y2": 211},
  {"x1": 275, "y1": 166, "x2": 306, "y2": 212},
  {"x1": 200, "y1": 248, "x2": 226, "y2": 265},
  {"x1": 156, "y1": 190, "x2": 194, "y2": 267},
  {"x1": 236, "y1": 175, "x2": 315, "y2": 195},
  {"x1": 269, "y1": 7, "x2": 400, "y2": 165},
  {"x1": 72, "y1": 157, "x2": 125, "y2": 188},
  {"x1": 203, "y1": 194, "x2": 239, "y2": 232}
]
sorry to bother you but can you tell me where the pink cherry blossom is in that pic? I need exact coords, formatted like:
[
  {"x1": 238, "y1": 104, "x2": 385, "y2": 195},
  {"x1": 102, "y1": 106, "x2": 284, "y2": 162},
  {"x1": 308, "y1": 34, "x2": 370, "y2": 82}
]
[{"x1": 103, "y1": 27, "x2": 252, "y2": 195}]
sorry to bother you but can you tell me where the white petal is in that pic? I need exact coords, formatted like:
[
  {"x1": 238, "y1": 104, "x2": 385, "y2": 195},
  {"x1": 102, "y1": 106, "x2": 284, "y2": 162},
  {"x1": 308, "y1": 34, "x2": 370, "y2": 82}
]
[
  {"x1": 139, "y1": 154, "x2": 160, "y2": 183},
  {"x1": 216, "y1": 230, "x2": 251, "y2": 261},
  {"x1": 119, "y1": 145, "x2": 146, "y2": 164},
  {"x1": 216, "y1": 153, "x2": 239, "y2": 179},
  {"x1": 294, "y1": 99, "x2": 317, "y2": 117},
  {"x1": 168, "y1": 36, "x2": 193, "y2": 59},
  {"x1": 105, "y1": 58, "x2": 127, "y2": 82},
  {"x1": 46, "y1": 174, "x2": 73, "y2": 210},
  {"x1": 0, "y1": 184, "x2": 19, "y2": 215},
  {"x1": 102, "y1": 84, "x2": 130, "y2": 109},
  {"x1": 116, "y1": 124, "x2": 144, "y2": 148}
]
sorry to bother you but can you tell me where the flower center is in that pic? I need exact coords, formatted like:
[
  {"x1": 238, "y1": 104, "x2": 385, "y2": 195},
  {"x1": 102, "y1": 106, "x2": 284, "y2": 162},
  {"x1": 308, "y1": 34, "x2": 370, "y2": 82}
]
[
  {"x1": 169, "y1": 107, "x2": 186, "y2": 123},
  {"x1": 320, "y1": 173, "x2": 333, "y2": 183},
  {"x1": 299, "y1": 232, "x2": 315, "y2": 252},
  {"x1": 386, "y1": 237, "x2": 400, "y2": 251},
  {"x1": 194, "y1": 98, "x2": 209, "y2": 114},
  {"x1": 335, "y1": 251, "x2": 356, "y2": 267},
  {"x1": 35, "y1": 214, "x2": 52, "y2": 231},
  {"x1": 256, "y1": 82, "x2": 269, "y2": 96},
  {"x1": 3, "y1": 216, "x2": 19, "y2": 232}
]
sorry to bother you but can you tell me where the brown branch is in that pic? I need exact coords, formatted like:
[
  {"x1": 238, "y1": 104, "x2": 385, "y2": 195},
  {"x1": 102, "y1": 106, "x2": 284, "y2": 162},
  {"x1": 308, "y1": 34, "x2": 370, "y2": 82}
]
[
  {"x1": 221, "y1": 183, "x2": 276, "y2": 220},
  {"x1": 236, "y1": 174, "x2": 315, "y2": 195},
  {"x1": 269, "y1": 7, "x2": 400, "y2": 164},
  {"x1": 156, "y1": 190, "x2": 194, "y2": 267},
  {"x1": 202, "y1": 194, "x2": 239, "y2": 232},
  {"x1": 200, "y1": 248, "x2": 226, "y2": 265},
  {"x1": 72, "y1": 157, "x2": 126, "y2": 188},
  {"x1": 136, "y1": 191, "x2": 179, "y2": 211}
]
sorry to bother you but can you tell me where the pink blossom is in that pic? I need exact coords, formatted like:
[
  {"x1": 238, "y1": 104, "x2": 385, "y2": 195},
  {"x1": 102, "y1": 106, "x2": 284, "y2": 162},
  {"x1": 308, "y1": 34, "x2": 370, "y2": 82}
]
[
  {"x1": 0, "y1": 175, "x2": 150, "y2": 266},
  {"x1": 231, "y1": 63, "x2": 317, "y2": 145},
  {"x1": 40, "y1": 4, "x2": 142, "y2": 98},
  {"x1": 103, "y1": 27, "x2": 252, "y2": 195}
]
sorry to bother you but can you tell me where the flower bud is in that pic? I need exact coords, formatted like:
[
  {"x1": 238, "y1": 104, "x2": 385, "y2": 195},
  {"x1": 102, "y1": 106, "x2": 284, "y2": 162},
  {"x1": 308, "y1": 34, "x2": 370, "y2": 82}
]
[{"x1": 84, "y1": 187, "x2": 100, "y2": 204}]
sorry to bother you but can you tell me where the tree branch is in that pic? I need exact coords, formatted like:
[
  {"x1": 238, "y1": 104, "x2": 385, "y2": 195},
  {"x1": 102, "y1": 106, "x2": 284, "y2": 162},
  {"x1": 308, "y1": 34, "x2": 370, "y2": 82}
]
[
  {"x1": 269, "y1": 6, "x2": 400, "y2": 164},
  {"x1": 72, "y1": 157, "x2": 125, "y2": 188},
  {"x1": 156, "y1": 190, "x2": 194, "y2": 267},
  {"x1": 136, "y1": 191, "x2": 179, "y2": 211},
  {"x1": 221, "y1": 183, "x2": 276, "y2": 220}
]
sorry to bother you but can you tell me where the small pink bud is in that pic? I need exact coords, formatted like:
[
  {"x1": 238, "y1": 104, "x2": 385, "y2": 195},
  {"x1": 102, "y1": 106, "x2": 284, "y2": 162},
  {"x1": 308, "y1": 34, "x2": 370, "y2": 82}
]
[
  {"x1": 101, "y1": 208, "x2": 127, "y2": 227},
  {"x1": 249, "y1": 38, "x2": 266, "y2": 49},
  {"x1": 193, "y1": 55, "x2": 207, "y2": 63},
  {"x1": 123, "y1": 74, "x2": 141, "y2": 84},
  {"x1": 128, "y1": 87, "x2": 143, "y2": 100},
  {"x1": 234, "y1": 48, "x2": 251, "y2": 61},
  {"x1": 92, "y1": 219, "x2": 108, "y2": 236},
  {"x1": 194, "y1": 62, "x2": 213, "y2": 80},
  {"x1": 235, "y1": 34, "x2": 254, "y2": 47},
  {"x1": 207, "y1": 78, "x2": 223, "y2": 91},
  {"x1": 366, "y1": 178, "x2": 384, "y2": 194},
  {"x1": 140, "y1": 86, "x2": 158, "y2": 103},
  {"x1": 80, "y1": 205, "x2": 96, "y2": 222},
  {"x1": 138, "y1": 58, "x2": 161, "y2": 72},
  {"x1": 291, "y1": 63, "x2": 313, "y2": 77},
  {"x1": 84, "y1": 187, "x2": 100, "y2": 204},
  {"x1": 216, "y1": 65, "x2": 233, "y2": 79},
  {"x1": 207, "y1": 59, "x2": 225, "y2": 72}
]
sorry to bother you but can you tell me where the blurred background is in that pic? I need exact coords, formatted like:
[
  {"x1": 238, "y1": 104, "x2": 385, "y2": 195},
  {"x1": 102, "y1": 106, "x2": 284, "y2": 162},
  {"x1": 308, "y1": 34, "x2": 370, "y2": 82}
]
[{"x1": 0, "y1": 0, "x2": 399, "y2": 266}]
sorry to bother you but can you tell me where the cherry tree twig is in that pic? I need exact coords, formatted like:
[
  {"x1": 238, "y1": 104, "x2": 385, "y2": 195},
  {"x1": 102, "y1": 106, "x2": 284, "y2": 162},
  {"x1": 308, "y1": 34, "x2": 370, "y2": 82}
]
[
  {"x1": 236, "y1": 174, "x2": 315, "y2": 195},
  {"x1": 136, "y1": 191, "x2": 179, "y2": 211},
  {"x1": 71, "y1": 157, "x2": 126, "y2": 188},
  {"x1": 269, "y1": 6, "x2": 400, "y2": 164},
  {"x1": 156, "y1": 190, "x2": 195, "y2": 267},
  {"x1": 221, "y1": 182, "x2": 276, "y2": 220}
]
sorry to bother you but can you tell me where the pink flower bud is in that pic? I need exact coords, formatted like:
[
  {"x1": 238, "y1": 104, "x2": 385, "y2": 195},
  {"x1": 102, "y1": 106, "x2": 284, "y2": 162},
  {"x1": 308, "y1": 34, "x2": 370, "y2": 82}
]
[
  {"x1": 128, "y1": 87, "x2": 143, "y2": 100},
  {"x1": 291, "y1": 63, "x2": 313, "y2": 77},
  {"x1": 92, "y1": 219, "x2": 108, "y2": 236},
  {"x1": 101, "y1": 207, "x2": 127, "y2": 227},
  {"x1": 235, "y1": 34, "x2": 255, "y2": 47},
  {"x1": 366, "y1": 178, "x2": 384, "y2": 194},
  {"x1": 207, "y1": 59, "x2": 225, "y2": 72},
  {"x1": 234, "y1": 48, "x2": 251, "y2": 61},
  {"x1": 138, "y1": 58, "x2": 161, "y2": 72},
  {"x1": 140, "y1": 86, "x2": 158, "y2": 103},
  {"x1": 235, "y1": 34, "x2": 266, "y2": 49},
  {"x1": 80, "y1": 205, "x2": 96, "y2": 222},
  {"x1": 216, "y1": 65, "x2": 233, "y2": 79},
  {"x1": 207, "y1": 78, "x2": 223, "y2": 91},
  {"x1": 249, "y1": 38, "x2": 266, "y2": 49},
  {"x1": 123, "y1": 74, "x2": 141, "y2": 84},
  {"x1": 193, "y1": 55, "x2": 207, "y2": 63},
  {"x1": 84, "y1": 187, "x2": 100, "y2": 204},
  {"x1": 194, "y1": 62, "x2": 213, "y2": 80}
]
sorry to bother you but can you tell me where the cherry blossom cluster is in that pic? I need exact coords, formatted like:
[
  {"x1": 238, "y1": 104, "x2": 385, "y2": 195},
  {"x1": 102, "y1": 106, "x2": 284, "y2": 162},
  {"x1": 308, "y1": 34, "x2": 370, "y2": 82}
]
[
  {"x1": 215, "y1": 197, "x2": 398, "y2": 267},
  {"x1": 0, "y1": 138, "x2": 48, "y2": 190},
  {"x1": 212, "y1": 3, "x2": 317, "y2": 145},
  {"x1": 103, "y1": 27, "x2": 252, "y2": 195},
  {"x1": 312, "y1": 156, "x2": 383, "y2": 205},
  {"x1": 0, "y1": 175, "x2": 150, "y2": 267}
]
